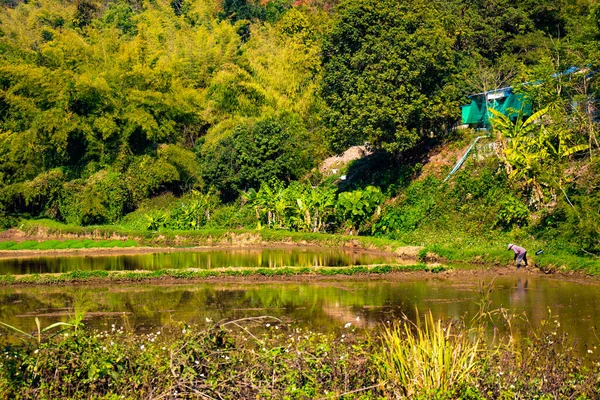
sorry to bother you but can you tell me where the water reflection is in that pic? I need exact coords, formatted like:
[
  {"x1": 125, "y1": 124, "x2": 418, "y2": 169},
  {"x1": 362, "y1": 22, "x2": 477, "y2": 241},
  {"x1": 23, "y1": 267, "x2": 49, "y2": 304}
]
[
  {"x1": 0, "y1": 248, "x2": 402, "y2": 275},
  {"x1": 0, "y1": 275, "x2": 599, "y2": 353}
]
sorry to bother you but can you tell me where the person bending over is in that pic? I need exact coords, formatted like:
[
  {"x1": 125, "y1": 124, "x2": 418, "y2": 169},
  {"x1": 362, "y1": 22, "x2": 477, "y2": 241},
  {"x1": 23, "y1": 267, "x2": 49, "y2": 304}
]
[{"x1": 508, "y1": 244, "x2": 528, "y2": 268}]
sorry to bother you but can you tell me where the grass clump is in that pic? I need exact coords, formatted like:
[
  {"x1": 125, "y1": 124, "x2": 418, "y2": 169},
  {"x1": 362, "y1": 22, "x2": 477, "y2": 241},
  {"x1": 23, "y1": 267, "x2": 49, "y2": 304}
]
[
  {"x1": 377, "y1": 311, "x2": 482, "y2": 398},
  {"x1": 0, "y1": 241, "x2": 17, "y2": 250}
]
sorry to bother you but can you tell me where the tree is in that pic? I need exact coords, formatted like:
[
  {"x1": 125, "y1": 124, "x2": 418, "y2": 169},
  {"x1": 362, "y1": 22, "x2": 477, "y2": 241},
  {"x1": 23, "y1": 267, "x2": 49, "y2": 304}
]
[
  {"x1": 322, "y1": 0, "x2": 458, "y2": 154},
  {"x1": 200, "y1": 114, "x2": 312, "y2": 201}
]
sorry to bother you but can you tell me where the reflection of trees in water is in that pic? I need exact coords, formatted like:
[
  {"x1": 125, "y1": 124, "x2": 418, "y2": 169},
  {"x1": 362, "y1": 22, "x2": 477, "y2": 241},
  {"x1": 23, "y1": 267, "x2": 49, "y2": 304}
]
[
  {"x1": 2, "y1": 278, "x2": 600, "y2": 351},
  {"x1": 0, "y1": 249, "x2": 399, "y2": 275}
]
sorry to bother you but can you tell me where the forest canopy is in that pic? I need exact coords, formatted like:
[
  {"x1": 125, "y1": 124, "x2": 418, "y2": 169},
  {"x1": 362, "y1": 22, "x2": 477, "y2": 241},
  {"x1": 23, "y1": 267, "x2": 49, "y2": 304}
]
[{"x1": 0, "y1": 0, "x2": 598, "y2": 250}]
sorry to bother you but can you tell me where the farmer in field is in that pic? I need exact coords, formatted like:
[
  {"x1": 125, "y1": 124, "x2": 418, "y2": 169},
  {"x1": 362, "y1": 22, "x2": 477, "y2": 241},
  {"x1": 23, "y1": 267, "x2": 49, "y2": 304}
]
[{"x1": 508, "y1": 243, "x2": 528, "y2": 268}]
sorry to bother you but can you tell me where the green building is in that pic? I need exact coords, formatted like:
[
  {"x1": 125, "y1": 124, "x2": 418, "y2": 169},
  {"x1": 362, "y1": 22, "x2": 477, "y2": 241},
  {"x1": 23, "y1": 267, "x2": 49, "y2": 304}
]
[{"x1": 460, "y1": 87, "x2": 532, "y2": 128}]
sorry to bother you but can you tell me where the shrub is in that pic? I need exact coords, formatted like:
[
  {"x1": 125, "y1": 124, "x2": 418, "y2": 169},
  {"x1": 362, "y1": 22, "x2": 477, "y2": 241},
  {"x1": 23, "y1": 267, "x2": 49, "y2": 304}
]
[
  {"x1": 59, "y1": 169, "x2": 130, "y2": 225},
  {"x1": 494, "y1": 196, "x2": 529, "y2": 230}
]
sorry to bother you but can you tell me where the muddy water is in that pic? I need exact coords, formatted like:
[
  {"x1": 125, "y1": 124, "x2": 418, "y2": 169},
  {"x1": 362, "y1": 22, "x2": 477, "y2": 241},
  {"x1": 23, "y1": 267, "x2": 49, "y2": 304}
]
[
  {"x1": 1, "y1": 274, "x2": 599, "y2": 352},
  {"x1": 0, "y1": 247, "x2": 402, "y2": 275}
]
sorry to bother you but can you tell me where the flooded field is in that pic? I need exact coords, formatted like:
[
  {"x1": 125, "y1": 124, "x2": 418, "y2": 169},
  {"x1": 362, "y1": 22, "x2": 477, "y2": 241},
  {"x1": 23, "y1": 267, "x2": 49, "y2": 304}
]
[
  {"x1": 0, "y1": 274, "x2": 598, "y2": 352},
  {"x1": 0, "y1": 248, "x2": 599, "y2": 353},
  {"x1": 0, "y1": 247, "x2": 403, "y2": 275}
]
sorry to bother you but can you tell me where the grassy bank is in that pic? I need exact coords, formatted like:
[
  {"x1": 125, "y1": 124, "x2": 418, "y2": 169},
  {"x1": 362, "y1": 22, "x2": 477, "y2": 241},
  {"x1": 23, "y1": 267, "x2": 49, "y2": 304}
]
[
  {"x1": 1, "y1": 308, "x2": 598, "y2": 399},
  {"x1": 8, "y1": 219, "x2": 600, "y2": 275},
  {"x1": 15, "y1": 219, "x2": 401, "y2": 250},
  {"x1": 0, "y1": 239, "x2": 138, "y2": 251},
  {"x1": 0, "y1": 264, "x2": 444, "y2": 286}
]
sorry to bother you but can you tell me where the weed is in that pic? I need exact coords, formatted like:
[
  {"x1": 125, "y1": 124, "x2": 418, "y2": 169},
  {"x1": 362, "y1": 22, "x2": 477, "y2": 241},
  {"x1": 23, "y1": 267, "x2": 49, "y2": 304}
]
[{"x1": 377, "y1": 310, "x2": 482, "y2": 398}]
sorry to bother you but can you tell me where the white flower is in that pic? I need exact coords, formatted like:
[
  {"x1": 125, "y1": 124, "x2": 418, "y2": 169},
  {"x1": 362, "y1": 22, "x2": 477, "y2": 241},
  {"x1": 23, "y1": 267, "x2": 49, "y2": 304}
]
[
  {"x1": 588, "y1": 349, "x2": 593, "y2": 354},
  {"x1": 344, "y1": 322, "x2": 351, "y2": 328},
  {"x1": 266, "y1": 323, "x2": 271, "y2": 327},
  {"x1": 205, "y1": 318, "x2": 212, "y2": 323},
  {"x1": 34, "y1": 349, "x2": 39, "y2": 354},
  {"x1": 140, "y1": 345, "x2": 145, "y2": 350}
]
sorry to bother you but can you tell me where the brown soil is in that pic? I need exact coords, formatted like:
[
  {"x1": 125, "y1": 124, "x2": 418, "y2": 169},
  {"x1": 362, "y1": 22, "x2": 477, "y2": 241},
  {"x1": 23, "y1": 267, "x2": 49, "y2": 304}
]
[
  {"x1": 319, "y1": 145, "x2": 371, "y2": 173},
  {"x1": 0, "y1": 228, "x2": 38, "y2": 242}
]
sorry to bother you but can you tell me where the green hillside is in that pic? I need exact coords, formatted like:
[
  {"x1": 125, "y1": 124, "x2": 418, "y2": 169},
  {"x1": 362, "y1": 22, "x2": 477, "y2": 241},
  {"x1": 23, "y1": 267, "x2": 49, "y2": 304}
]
[{"x1": 0, "y1": 0, "x2": 599, "y2": 263}]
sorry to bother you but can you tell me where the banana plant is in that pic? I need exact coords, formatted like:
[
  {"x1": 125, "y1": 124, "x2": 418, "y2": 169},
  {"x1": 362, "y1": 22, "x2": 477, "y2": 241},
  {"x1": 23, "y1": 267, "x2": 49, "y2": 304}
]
[
  {"x1": 490, "y1": 107, "x2": 589, "y2": 194},
  {"x1": 337, "y1": 186, "x2": 384, "y2": 234}
]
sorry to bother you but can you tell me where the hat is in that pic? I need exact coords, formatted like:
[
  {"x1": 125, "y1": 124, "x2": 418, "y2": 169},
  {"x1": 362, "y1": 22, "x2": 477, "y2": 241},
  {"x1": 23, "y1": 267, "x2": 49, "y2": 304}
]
[{"x1": 507, "y1": 244, "x2": 513, "y2": 250}]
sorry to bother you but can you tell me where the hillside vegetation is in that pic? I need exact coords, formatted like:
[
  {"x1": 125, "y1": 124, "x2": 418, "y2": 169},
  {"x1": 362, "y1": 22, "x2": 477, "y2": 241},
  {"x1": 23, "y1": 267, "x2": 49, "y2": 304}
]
[{"x1": 0, "y1": 0, "x2": 599, "y2": 263}]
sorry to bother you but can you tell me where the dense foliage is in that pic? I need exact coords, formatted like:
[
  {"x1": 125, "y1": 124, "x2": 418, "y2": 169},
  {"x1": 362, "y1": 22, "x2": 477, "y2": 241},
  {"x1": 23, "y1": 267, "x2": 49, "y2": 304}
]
[
  {"x1": 1, "y1": 310, "x2": 599, "y2": 399},
  {"x1": 0, "y1": 0, "x2": 325, "y2": 223},
  {"x1": 0, "y1": 0, "x2": 599, "y2": 253}
]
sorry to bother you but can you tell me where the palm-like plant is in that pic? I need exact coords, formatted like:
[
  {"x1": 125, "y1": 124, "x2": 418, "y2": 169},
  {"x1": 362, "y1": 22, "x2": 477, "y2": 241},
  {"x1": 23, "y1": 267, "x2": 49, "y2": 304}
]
[{"x1": 490, "y1": 107, "x2": 589, "y2": 202}]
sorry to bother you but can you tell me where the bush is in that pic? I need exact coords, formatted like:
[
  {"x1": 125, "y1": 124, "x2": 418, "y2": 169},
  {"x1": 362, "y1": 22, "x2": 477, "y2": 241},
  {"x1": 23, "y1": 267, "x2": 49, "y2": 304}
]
[
  {"x1": 59, "y1": 169, "x2": 130, "y2": 225},
  {"x1": 494, "y1": 196, "x2": 529, "y2": 230},
  {"x1": 201, "y1": 114, "x2": 314, "y2": 202}
]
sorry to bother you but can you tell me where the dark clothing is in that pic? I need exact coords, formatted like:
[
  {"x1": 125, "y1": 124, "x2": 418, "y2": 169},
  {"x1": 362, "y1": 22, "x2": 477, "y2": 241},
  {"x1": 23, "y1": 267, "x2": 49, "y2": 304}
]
[
  {"x1": 515, "y1": 253, "x2": 528, "y2": 267},
  {"x1": 509, "y1": 244, "x2": 528, "y2": 267}
]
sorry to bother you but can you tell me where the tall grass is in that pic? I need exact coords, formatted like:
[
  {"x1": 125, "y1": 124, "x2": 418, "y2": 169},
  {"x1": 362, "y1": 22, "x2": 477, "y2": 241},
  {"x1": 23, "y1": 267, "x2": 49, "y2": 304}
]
[{"x1": 377, "y1": 311, "x2": 482, "y2": 398}]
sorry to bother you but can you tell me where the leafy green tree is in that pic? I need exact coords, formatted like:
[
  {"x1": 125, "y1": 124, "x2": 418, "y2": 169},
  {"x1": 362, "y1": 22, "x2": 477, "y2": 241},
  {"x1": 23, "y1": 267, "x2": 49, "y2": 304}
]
[
  {"x1": 201, "y1": 115, "x2": 312, "y2": 201},
  {"x1": 322, "y1": 0, "x2": 459, "y2": 154}
]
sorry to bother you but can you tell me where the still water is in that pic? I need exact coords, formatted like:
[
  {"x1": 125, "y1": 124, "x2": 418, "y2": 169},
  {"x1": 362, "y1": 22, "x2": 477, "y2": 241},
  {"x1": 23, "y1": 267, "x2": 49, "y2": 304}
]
[
  {"x1": 0, "y1": 249, "x2": 598, "y2": 351},
  {"x1": 0, "y1": 247, "x2": 401, "y2": 275},
  {"x1": 1, "y1": 274, "x2": 599, "y2": 351}
]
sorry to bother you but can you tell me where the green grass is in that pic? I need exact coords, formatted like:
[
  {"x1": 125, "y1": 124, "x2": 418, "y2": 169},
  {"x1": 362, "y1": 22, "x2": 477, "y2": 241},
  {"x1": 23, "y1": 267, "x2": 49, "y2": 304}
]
[
  {"x1": 0, "y1": 303, "x2": 598, "y2": 399},
  {"x1": 12, "y1": 219, "x2": 600, "y2": 275},
  {"x1": 0, "y1": 264, "x2": 445, "y2": 286},
  {"x1": 0, "y1": 238, "x2": 139, "y2": 251}
]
